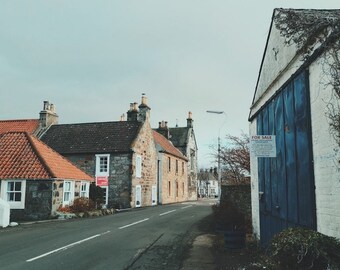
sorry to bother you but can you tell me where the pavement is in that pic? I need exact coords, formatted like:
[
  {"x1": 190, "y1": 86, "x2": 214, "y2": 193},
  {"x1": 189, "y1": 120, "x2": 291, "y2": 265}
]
[
  {"x1": 181, "y1": 198, "x2": 262, "y2": 270},
  {"x1": 181, "y1": 234, "x2": 216, "y2": 270}
]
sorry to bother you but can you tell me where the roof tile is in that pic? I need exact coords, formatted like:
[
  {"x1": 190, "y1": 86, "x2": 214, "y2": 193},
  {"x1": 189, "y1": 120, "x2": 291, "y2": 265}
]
[{"x1": 0, "y1": 132, "x2": 93, "y2": 181}]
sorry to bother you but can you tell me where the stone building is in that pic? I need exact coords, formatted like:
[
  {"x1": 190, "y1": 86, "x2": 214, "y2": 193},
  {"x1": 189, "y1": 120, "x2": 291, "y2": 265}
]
[
  {"x1": 0, "y1": 132, "x2": 93, "y2": 221},
  {"x1": 41, "y1": 96, "x2": 158, "y2": 209},
  {"x1": 165, "y1": 112, "x2": 198, "y2": 201},
  {"x1": 153, "y1": 127, "x2": 188, "y2": 204}
]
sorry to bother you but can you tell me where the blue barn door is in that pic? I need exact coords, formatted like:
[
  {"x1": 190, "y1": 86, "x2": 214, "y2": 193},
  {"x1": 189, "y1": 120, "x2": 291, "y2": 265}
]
[{"x1": 256, "y1": 71, "x2": 316, "y2": 246}]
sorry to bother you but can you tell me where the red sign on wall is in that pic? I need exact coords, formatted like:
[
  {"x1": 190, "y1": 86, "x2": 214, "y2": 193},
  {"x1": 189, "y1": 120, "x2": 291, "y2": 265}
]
[{"x1": 96, "y1": 176, "x2": 108, "y2": 187}]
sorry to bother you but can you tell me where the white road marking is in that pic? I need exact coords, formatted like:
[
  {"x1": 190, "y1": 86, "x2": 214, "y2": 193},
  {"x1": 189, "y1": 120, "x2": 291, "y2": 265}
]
[
  {"x1": 118, "y1": 218, "x2": 149, "y2": 229},
  {"x1": 159, "y1": 210, "x2": 176, "y2": 216},
  {"x1": 181, "y1": 205, "x2": 193, "y2": 210},
  {"x1": 26, "y1": 231, "x2": 111, "y2": 262}
]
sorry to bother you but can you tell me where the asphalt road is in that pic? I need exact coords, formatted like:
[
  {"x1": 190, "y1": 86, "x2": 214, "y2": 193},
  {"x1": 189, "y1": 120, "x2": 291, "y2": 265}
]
[{"x1": 0, "y1": 199, "x2": 215, "y2": 270}]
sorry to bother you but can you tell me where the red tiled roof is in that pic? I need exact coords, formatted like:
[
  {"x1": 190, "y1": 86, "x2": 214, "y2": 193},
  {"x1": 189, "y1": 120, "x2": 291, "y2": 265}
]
[
  {"x1": 153, "y1": 131, "x2": 188, "y2": 160},
  {"x1": 0, "y1": 119, "x2": 40, "y2": 134},
  {"x1": 0, "y1": 132, "x2": 93, "y2": 181}
]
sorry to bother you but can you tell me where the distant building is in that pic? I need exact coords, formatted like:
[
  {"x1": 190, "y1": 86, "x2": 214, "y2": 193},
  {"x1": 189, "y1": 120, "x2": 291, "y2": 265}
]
[
  {"x1": 197, "y1": 168, "x2": 218, "y2": 198},
  {"x1": 157, "y1": 112, "x2": 198, "y2": 201},
  {"x1": 153, "y1": 128, "x2": 188, "y2": 204}
]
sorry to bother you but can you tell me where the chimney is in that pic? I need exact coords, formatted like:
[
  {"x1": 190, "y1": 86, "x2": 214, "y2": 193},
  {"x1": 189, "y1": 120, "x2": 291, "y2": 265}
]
[
  {"x1": 138, "y1": 94, "x2": 151, "y2": 122},
  {"x1": 120, "y1": 114, "x2": 126, "y2": 121},
  {"x1": 127, "y1": 102, "x2": 138, "y2": 121},
  {"x1": 157, "y1": 120, "x2": 170, "y2": 139},
  {"x1": 39, "y1": 100, "x2": 59, "y2": 128},
  {"x1": 187, "y1": 111, "x2": 193, "y2": 128}
]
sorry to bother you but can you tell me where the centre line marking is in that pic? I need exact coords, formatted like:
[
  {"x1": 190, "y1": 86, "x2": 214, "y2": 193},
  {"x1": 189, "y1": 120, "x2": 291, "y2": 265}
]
[
  {"x1": 181, "y1": 205, "x2": 193, "y2": 210},
  {"x1": 119, "y1": 218, "x2": 149, "y2": 229},
  {"x1": 26, "y1": 230, "x2": 111, "y2": 262},
  {"x1": 159, "y1": 210, "x2": 176, "y2": 216}
]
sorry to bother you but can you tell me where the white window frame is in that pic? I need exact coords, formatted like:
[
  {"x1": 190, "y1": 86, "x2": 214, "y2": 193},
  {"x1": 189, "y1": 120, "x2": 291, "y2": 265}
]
[
  {"x1": 136, "y1": 155, "x2": 142, "y2": 178},
  {"x1": 0, "y1": 180, "x2": 26, "y2": 209},
  {"x1": 63, "y1": 181, "x2": 75, "y2": 206},
  {"x1": 95, "y1": 154, "x2": 110, "y2": 177},
  {"x1": 80, "y1": 181, "x2": 90, "y2": 198}
]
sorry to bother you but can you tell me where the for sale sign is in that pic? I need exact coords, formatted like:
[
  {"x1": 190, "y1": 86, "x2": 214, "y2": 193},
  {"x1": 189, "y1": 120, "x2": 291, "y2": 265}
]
[
  {"x1": 250, "y1": 135, "x2": 276, "y2": 157},
  {"x1": 96, "y1": 176, "x2": 108, "y2": 186}
]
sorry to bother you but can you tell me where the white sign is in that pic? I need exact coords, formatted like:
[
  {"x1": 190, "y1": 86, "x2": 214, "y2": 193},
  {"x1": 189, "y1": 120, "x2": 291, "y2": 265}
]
[{"x1": 250, "y1": 135, "x2": 276, "y2": 157}]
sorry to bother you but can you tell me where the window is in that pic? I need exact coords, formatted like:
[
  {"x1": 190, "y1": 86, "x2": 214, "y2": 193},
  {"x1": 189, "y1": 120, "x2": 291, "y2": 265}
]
[
  {"x1": 182, "y1": 162, "x2": 185, "y2": 175},
  {"x1": 136, "y1": 155, "x2": 142, "y2": 178},
  {"x1": 96, "y1": 154, "x2": 110, "y2": 176},
  {"x1": 168, "y1": 181, "x2": 171, "y2": 196},
  {"x1": 0, "y1": 180, "x2": 26, "y2": 209},
  {"x1": 168, "y1": 157, "x2": 171, "y2": 172},
  {"x1": 80, "y1": 181, "x2": 90, "y2": 197},
  {"x1": 63, "y1": 181, "x2": 74, "y2": 206},
  {"x1": 176, "y1": 160, "x2": 179, "y2": 174}
]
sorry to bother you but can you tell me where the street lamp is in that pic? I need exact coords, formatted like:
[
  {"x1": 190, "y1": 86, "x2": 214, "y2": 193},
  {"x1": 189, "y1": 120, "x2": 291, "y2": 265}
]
[{"x1": 206, "y1": 110, "x2": 226, "y2": 201}]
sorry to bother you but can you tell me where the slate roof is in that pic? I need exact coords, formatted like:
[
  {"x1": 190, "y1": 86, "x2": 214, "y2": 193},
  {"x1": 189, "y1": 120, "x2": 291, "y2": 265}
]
[
  {"x1": 41, "y1": 121, "x2": 143, "y2": 154},
  {"x1": 0, "y1": 119, "x2": 40, "y2": 134},
  {"x1": 0, "y1": 132, "x2": 93, "y2": 181},
  {"x1": 168, "y1": 127, "x2": 189, "y2": 148},
  {"x1": 153, "y1": 131, "x2": 187, "y2": 160}
]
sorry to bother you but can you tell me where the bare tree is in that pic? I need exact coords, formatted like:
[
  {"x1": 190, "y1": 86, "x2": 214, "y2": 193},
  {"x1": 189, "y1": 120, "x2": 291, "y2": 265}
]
[{"x1": 219, "y1": 133, "x2": 250, "y2": 184}]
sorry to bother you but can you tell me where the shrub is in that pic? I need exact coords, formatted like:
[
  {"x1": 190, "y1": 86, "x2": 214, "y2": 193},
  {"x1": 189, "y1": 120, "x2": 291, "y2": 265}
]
[
  {"x1": 69, "y1": 197, "x2": 95, "y2": 213},
  {"x1": 89, "y1": 183, "x2": 105, "y2": 209},
  {"x1": 268, "y1": 227, "x2": 340, "y2": 269},
  {"x1": 212, "y1": 199, "x2": 245, "y2": 231}
]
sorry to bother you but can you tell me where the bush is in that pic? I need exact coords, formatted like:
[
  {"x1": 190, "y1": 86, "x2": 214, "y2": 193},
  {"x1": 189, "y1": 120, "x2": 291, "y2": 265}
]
[
  {"x1": 212, "y1": 199, "x2": 245, "y2": 231},
  {"x1": 69, "y1": 197, "x2": 95, "y2": 213},
  {"x1": 268, "y1": 227, "x2": 340, "y2": 269}
]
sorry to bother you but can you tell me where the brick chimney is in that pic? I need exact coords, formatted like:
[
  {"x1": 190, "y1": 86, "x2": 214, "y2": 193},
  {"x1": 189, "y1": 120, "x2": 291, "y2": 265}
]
[
  {"x1": 157, "y1": 120, "x2": 170, "y2": 139},
  {"x1": 138, "y1": 94, "x2": 151, "y2": 122},
  {"x1": 39, "y1": 101, "x2": 59, "y2": 128},
  {"x1": 127, "y1": 102, "x2": 139, "y2": 121},
  {"x1": 187, "y1": 111, "x2": 193, "y2": 128}
]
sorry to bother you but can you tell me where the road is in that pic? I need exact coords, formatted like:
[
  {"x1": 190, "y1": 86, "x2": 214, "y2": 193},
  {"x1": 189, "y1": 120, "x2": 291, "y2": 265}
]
[{"x1": 0, "y1": 199, "x2": 215, "y2": 270}]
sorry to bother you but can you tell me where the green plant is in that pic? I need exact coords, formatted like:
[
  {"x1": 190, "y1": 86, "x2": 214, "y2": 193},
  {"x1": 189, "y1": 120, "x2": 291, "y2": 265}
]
[
  {"x1": 268, "y1": 227, "x2": 340, "y2": 270},
  {"x1": 70, "y1": 197, "x2": 95, "y2": 213},
  {"x1": 212, "y1": 199, "x2": 245, "y2": 231}
]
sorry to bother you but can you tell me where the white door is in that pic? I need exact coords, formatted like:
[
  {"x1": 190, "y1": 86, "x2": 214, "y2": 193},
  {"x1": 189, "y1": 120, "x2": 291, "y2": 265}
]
[
  {"x1": 135, "y1": 185, "x2": 142, "y2": 208},
  {"x1": 151, "y1": 186, "x2": 157, "y2": 206},
  {"x1": 101, "y1": 186, "x2": 108, "y2": 207}
]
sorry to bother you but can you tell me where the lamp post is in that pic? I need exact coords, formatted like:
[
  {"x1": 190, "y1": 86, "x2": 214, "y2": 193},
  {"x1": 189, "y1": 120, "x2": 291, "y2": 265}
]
[{"x1": 206, "y1": 110, "x2": 226, "y2": 202}]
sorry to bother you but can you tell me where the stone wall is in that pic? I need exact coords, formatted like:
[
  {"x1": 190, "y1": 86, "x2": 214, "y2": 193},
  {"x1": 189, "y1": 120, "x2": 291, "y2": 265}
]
[
  {"x1": 159, "y1": 152, "x2": 188, "y2": 204},
  {"x1": 11, "y1": 180, "x2": 53, "y2": 221},
  {"x1": 131, "y1": 121, "x2": 158, "y2": 207}
]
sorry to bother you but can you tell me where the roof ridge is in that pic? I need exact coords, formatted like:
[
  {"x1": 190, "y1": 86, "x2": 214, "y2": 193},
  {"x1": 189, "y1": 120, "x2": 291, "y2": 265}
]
[
  {"x1": 51, "y1": 120, "x2": 140, "y2": 126},
  {"x1": 0, "y1": 119, "x2": 38, "y2": 122},
  {"x1": 25, "y1": 132, "x2": 56, "y2": 178}
]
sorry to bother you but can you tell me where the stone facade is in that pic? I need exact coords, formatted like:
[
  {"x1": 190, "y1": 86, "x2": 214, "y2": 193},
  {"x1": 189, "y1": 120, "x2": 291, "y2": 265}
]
[
  {"x1": 10, "y1": 180, "x2": 53, "y2": 221},
  {"x1": 66, "y1": 154, "x2": 133, "y2": 209},
  {"x1": 130, "y1": 120, "x2": 158, "y2": 208},
  {"x1": 158, "y1": 152, "x2": 188, "y2": 204}
]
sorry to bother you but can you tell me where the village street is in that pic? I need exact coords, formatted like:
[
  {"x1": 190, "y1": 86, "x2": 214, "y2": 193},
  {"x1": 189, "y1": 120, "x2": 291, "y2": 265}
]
[{"x1": 0, "y1": 199, "x2": 215, "y2": 270}]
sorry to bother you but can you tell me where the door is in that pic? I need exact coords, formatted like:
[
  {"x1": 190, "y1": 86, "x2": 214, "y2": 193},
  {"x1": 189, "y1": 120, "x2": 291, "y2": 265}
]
[
  {"x1": 256, "y1": 71, "x2": 316, "y2": 246},
  {"x1": 151, "y1": 186, "x2": 157, "y2": 206},
  {"x1": 135, "y1": 185, "x2": 142, "y2": 208}
]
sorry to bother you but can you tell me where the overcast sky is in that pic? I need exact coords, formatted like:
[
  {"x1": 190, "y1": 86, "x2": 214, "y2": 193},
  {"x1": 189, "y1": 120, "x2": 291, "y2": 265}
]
[{"x1": 0, "y1": 0, "x2": 338, "y2": 168}]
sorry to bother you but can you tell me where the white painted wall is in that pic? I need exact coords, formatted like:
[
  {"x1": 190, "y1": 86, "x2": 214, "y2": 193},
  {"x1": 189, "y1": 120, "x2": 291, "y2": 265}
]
[{"x1": 309, "y1": 58, "x2": 340, "y2": 239}]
